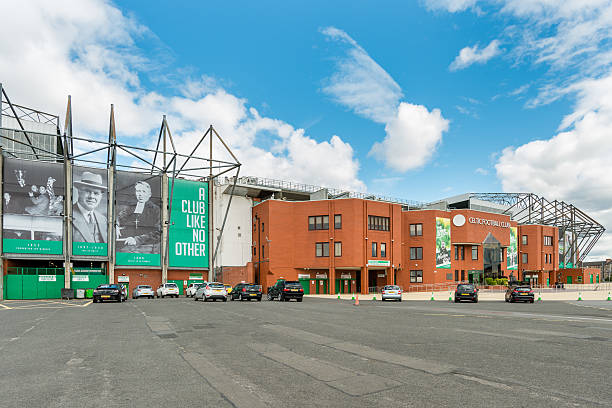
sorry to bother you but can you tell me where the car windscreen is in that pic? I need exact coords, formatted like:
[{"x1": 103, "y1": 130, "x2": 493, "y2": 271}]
[
  {"x1": 457, "y1": 285, "x2": 474, "y2": 291},
  {"x1": 209, "y1": 283, "x2": 224, "y2": 288},
  {"x1": 246, "y1": 285, "x2": 261, "y2": 290},
  {"x1": 98, "y1": 284, "x2": 118, "y2": 289},
  {"x1": 384, "y1": 285, "x2": 399, "y2": 290},
  {"x1": 516, "y1": 287, "x2": 531, "y2": 292},
  {"x1": 285, "y1": 282, "x2": 302, "y2": 288},
  {"x1": 166, "y1": 283, "x2": 178, "y2": 288},
  {"x1": 138, "y1": 285, "x2": 152, "y2": 289}
]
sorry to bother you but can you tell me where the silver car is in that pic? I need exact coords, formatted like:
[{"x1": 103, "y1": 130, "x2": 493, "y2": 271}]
[
  {"x1": 133, "y1": 285, "x2": 155, "y2": 299},
  {"x1": 194, "y1": 282, "x2": 227, "y2": 302},
  {"x1": 185, "y1": 282, "x2": 206, "y2": 297},
  {"x1": 381, "y1": 285, "x2": 402, "y2": 302}
]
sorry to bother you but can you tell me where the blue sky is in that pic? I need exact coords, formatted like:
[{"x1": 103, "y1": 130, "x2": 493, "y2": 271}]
[{"x1": 1, "y1": 0, "x2": 612, "y2": 257}]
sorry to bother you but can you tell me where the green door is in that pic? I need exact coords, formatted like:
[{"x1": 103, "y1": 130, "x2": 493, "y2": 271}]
[
  {"x1": 597, "y1": 275, "x2": 599, "y2": 283},
  {"x1": 168, "y1": 280, "x2": 184, "y2": 295},
  {"x1": 590, "y1": 274, "x2": 594, "y2": 284},
  {"x1": 567, "y1": 276, "x2": 572, "y2": 284},
  {"x1": 5, "y1": 275, "x2": 23, "y2": 299},
  {"x1": 546, "y1": 278, "x2": 550, "y2": 286},
  {"x1": 315, "y1": 279, "x2": 328, "y2": 294},
  {"x1": 299, "y1": 278, "x2": 310, "y2": 294}
]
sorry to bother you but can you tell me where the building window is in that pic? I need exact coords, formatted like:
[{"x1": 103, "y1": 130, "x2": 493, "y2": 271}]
[
  {"x1": 334, "y1": 214, "x2": 342, "y2": 229},
  {"x1": 253, "y1": 246, "x2": 256, "y2": 256},
  {"x1": 309, "y1": 215, "x2": 329, "y2": 230},
  {"x1": 262, "y1": 245, "x2": 264, "y2": 258},
  {"x1": 500, "y1": 248, "x2": 504, "y2": 262},
  {"x1": 316, "y1": 242, "x2": 329, "y2": 257},
  {"x1": 372, "y1": 242, "x2": 377, "y2": 257},
  {"x1": 455, "y1": 270, "x2": 459, "y2": 281},
  {"x1": 471, "y1": 246, "x2": 478, "y2": 260},
  {"x1": 544, "y1": 236, "x2": 552, "y2": 246},
  {"x1": 522, "y1": 253, "x2": 528, "y2": 264},
  {"x1": 461, "y1": 270, "x2": 465, "y2": 281},
  {"x1": 381, "y1": 243, "x2": 387, "y2": 257},
  {"x1": 261, "y1": 223, "x2": 264, "y2": 232},
  {"x1": 522, "y1": 235, "x2": 528, "y2": 245},
  {"x1": 368, "y1": 215, "x2": 390, "y2": 231},
  {"x1": 454, "y1": 245, "x2": 458, "y2": 260},
  {"x1": 410, "y1": 270, "x2": 423, "y2": 283},
  {"x1": 334, "y1": 241, "x2": 342, "y2": 257},
  {"x1": 460, "y1": 246, "x2": 465, "y2": 260},
  {"x1": 410, "y1": 223, "x2": 423, "y2": 236},
  {"x1": 410, "y1": 247, "x2": 423, "y2": 260}
]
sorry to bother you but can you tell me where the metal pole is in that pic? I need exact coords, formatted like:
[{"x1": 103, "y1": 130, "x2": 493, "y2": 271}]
[
  {"x1": 0, "y1": 146, "x2": 4, "y2": 300},
  {"x1": 108, "y1": 105, "x2": 116, "y2": 285},
  {"x1": 63, "y1": 96, "x2": 73, "y2": 289},
  {"x1": 161, "y1": 173, "x2": 168, "y2": 284},
  {"x1": 208, "y1": 126, "x2": 214, "y2": 282}
]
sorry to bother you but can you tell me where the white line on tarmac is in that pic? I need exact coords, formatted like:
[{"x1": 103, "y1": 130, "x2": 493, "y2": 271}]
[
  {"x1": 182, "y1": 352, "x2": 269, "y2": 408},
  {"x1": 0, "y1": 303, "x2": 12, "y2": 309},
  {"x1": 454, "y1": 328, "x2": 544, "y2": 341},
  {"x1": 454, "y1": 374, "x2": 513, "y2": 391}
]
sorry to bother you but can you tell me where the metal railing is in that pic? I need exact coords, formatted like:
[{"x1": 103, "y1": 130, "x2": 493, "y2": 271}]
[
  {"x1": 216, "y1": 175, "x2": 424, "y2": 206},
  {"x1": 6, "y1": 267, "x2": 64, "y2": 275}
]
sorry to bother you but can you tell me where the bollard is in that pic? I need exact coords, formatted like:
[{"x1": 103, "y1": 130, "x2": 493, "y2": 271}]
[
  {"x1": 430, "y1": 291, "x2": 435, "y2": 301},
  {"x1": 537, "y1": 292, "x2": 542, "y2": 302},
  {"x1": 337, "y1": 295, "x2": 341, "y2": 300},
  {"x1": 577, "y1": 292, "x2": 583, "y2": 301},
  {"x1": 607, "y1": 292, "x2": 611, "y2": 301},
  {"x1": 448, "y1": 291, "x2": 453, "y2": 302},
  {"x1": 354, "y1": 294, "x2": 359, "y2": 306}
]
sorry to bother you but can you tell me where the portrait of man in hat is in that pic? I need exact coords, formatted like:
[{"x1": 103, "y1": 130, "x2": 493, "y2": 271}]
[{"x1": 72, "y1": 171, "x2": 108, "y2": 244}]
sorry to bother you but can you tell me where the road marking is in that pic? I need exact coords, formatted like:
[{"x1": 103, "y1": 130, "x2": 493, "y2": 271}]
[
  {"x1": 328, "y1": 341, "x2": 456, "y2": 375},
  {"x1": 514, "y1": 328, "x2": 594, "y2": 340},
  {"x1": 261, "y1": 324, "x2": 337, "y2": 345},
  {"x1": 182, "y1": 352, "x2": 268, "y2": 408},
  {"x1": 261, "y1": 350, "x2": 356, "y2": 382},
  {"x1": 0, "y1": 303, "x2": 13, "y2": 309},
  {"x1": 454, "y1": 329, "x2": 544, "y2": 341},
  {"x1": 454, "y1": 373, "x2": 512, "y2": 391}
]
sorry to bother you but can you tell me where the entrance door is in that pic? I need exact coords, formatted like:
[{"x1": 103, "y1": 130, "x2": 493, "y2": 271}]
[
  {"x1": 299, "y1": 278, "x2": 310, "y2": 294},
  {"x1": 567, "y1": 276, "x2": 572, "y2": 284},
  {"x1": 315, "y1": 279, "x2": 328, "y2": 294}
]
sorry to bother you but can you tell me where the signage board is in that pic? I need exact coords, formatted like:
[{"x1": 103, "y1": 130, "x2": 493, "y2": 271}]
[
  {"x1": 315, "y1": 274, "x2": 328, "y2": 279},
  {"x1": 117, "y1": 275, "x2": 130, "y2": 282},
  {"x1": 39, "y1": 275, "x2": 57, "y2": 282},
  {"x1": 435, "y1": 217, "x2": 451, "y2": 269},
  {"x1": 72, "y1": 275, "x2": 89, "y2": 282},
  {"x1": 367, "y1": 260, "x2": 390, "y2": 267},
  {"x1": 168, "y1": 178, "x2": 209, "y2": 268},
  {"x1": 340, "y1": 274, "x2": 352, "y2": 279},
  {"x1": 507, "y1": 227, "x2": 518, "y2": 270},
  {"x1": 72, "y1": 166, "x2": 109, "y2": 256},
  {"x1": 298, "y1": 274, "x2": 310, "y2": 279},
  {"x1": 468, "y1": 217, "x2": 510, "y2": 228},
  {"x1": 3, "y1": 158, "x2": 64, "y2": 254},
  {"x1": 115, "y1": 171, "x2": 162, "y2": 266}
]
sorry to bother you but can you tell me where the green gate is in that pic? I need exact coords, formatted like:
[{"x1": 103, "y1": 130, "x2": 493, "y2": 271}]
[
  {"x1": 71, "y1": 268, "x2": 108, "y2": 291},
  {"x1": 4, "y1": 268, "x2": 65, "y2": 299},
  {"x1": 298, "y1": 278, "x2": 310, "y2": 294},
  {"x1": 168, "y1": 279, "x2": 185, "y2": 295}
]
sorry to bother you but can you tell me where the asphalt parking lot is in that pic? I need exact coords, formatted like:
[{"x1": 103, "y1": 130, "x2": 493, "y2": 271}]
[{"x1": 1, "y1": 297, "x2": 611, "y2": 407}]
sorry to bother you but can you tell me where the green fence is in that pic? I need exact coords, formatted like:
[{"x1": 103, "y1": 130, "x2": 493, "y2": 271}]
[{"x1": 4, "y1": 268, "x2": 65, "y2": 299}]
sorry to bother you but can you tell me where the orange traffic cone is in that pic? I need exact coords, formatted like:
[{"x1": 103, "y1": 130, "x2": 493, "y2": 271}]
[{"x1": 354, "y1": 294, "x2": 359, "y2": 306}]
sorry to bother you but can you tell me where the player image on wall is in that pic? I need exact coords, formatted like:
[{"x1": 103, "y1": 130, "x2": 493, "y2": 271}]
[
  {"x1": 114, "y1": 171, "x2": 161, "y2": 266},
  {"x1": 72, "y1": 167, "x2": 108, "y2": 256},
  {"x1": 435, "y1": 217, "x2": 451, "y2": 269},
  {"x1": 2, "y1": 158, "x2": 65, "y2": 254}
]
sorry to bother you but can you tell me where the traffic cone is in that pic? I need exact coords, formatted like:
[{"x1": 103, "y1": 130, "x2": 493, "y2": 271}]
[
  {"x1": 607, "y1": 292, "x2": 611, "y2": 301},
  {"x1": 577, "y1": 292, "x2": 582, "y2": 301},
  {"x1": 448, "y1": 291, "x2": 453, "y2": 302},
  {"x1": 337, "y1": 295, "x2": 341, "y2": 300},
  {"x1": 430, "y1": 291, "x2": 435, "y2": 301},
  {"x1": 354, "y1": 294, "x2": 359, "y2": 306},
  {"x1": 537, "y1": 292, "x2": 542, "y2": 302},
  {"x1": 351, "y1": 295, "x2": 355, "y2": 300},
  {"x1": 372, "y1": 295, "x2": 376, "y2": 301}
]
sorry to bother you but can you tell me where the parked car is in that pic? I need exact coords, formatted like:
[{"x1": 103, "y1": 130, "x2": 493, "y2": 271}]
[
  {"x1": 381, "y1": 285, "x2": 402, "y2": 301},
  {"x1": 194, "y1": 282, "x2": 227, "y2": 302},
  {"x1": 230, "y1": 283, "x2": 262, "y2": 301},
  {"x1": 157, "y1": 282, "x2": 180, "y2": 298},
  {"x1": 505, "y1": 285, "x2": 535, "y2": 303},
  {"x1": 133, "y1": 285, "x2": 155, "y2": 299},
  {"x1": 267, "y1": 280, "x2": 304, "y2": 302},
  {"x1": 93, "y1": 284, "x2": 126, "y2": 303},
  {"x1": 186, "y1": 282, "x2": 205, "y2": 297},
  {"x1": 455, "y1": 283, "x2": 478, "y2": 303}
]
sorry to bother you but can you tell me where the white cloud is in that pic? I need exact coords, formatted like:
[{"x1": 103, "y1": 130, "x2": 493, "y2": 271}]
[
  {"x1": 320, "y1": 27, "x2": 403, "y2": 123},
  {"x1": 450, "y1": 40, "x2": 502, "y2": 71},
  {"x1": 369, "y1": 103, "x2": 449, "y2": 172},
  {"x1": 0, "y1": 0, "x2": 365, "y2": 192},
  {"x1": 322, "y1": 27, "x2": 449, "y2": 171},
  {"x1": 474, "y1": 167, "x2": 489, "y2": 175},
  {"x1": 425, "y1": 0, "x2": 478, "y2": 13}
]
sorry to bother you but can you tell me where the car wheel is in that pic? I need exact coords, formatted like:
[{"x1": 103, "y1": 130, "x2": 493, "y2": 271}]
[
  {"x1": 474, "y1": 298, "x2": 478, "y2": 303},
  {"x1": 284, "y1": 297, "x2": 290, "y2": 302},
  {"x1": 278, "y1": 294, "x2": 283, "y2": 302},
  {"x1": 510, "y1": 297, "x2": 514, "y2": 303},
  {"x1": 257, "y1": 297, "x2": 262, "y2": 302},
  {"x1": 223, "y1": 297, "x2": 227, "y2": 302},
  {"x1": 454, "y1": 299, "x2": 459, "y2": 303},
  {"x1": 93, "y1": 298, "x2": 97, "y2": 303},
  {"x1": 530, "y1": 299, "x2": 534, "y2": 304},
  {"x1": 297, "y1": 298, "x2": 303, "y2": 302}
]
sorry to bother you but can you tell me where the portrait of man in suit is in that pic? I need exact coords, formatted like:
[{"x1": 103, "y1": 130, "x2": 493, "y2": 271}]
[
  {"x1": 72, "y1": 171, "x2": 108, "y2": 244},
  {"x1": 116, "y1": 180, "x2": 161, "y2": 254}
]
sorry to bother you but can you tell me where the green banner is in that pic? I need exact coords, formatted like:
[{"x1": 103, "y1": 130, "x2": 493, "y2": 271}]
[
  {"x1": 3, "y1": 239, "x2": 63, "y2": 254},
  {"x1": 435, "y1": 217, "x2": 451, "y2": 269},
  {"x1": 72, "y1": 242, "x2": 107, "y2": 256},
  {"x1": 116, "y1": 252, "x2": 160, "y2": 266},
  {"x1": 507, "y1": 226, "x2": 517, "y2": 270},
  {"x1": 168, "y1": 178, "x2": 209, "y2": 268}
]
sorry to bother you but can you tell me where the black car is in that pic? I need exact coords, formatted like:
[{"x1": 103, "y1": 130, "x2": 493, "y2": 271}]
[
  {"x1": 230, "y1": 283, "x2": 262, "y2": 301},
  {"x1": 505, "y1": 285, "x2": 535, "y2": 303},
  {"x1": 455, "y1": 284, "x2": 478, "y2": 303},
  {"x1": 267, "y1": 280, "x2": 304, "y2": 302},
  {"x1": 93, "y1": 284, "x2": 126, "y2": 303}
]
